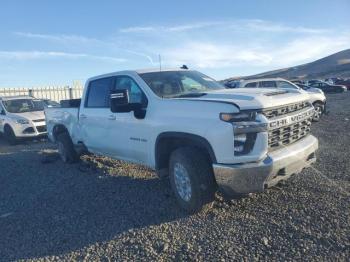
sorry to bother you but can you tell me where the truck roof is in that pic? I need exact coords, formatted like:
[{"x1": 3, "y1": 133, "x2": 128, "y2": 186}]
[{"x1": 87, "y1": 68, "x2": 191, "y2": 82}]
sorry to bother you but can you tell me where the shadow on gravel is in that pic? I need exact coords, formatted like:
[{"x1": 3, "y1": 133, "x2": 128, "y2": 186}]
[{"x1": 0, "y1": 147, "x2": 186, "y2": 260}]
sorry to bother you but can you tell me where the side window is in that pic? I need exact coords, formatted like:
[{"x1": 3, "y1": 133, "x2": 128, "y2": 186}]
[
  {"x1": 114, "y1": 76, "x2": 146, "y2": 104},
  {"x1": 278, "y1": 81, "x2": 298, "y2": 89},
  {"x1": 86, "y1": 77, "x2": 113, "y2": 108},
  {"x1": 244, "y1": 82, "x2": 257, "y2": 88},
  {"x1": 259, "y1": 81, "x2": 277, "y2": 88}
]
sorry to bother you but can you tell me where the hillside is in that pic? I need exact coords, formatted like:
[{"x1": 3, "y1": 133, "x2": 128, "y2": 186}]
[{"x1": 225, "y1": 49, "x2": 350, "y2": 81}]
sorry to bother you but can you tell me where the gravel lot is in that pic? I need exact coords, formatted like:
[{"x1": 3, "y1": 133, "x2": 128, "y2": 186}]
[{"x1": 0, "y1": 93, "x2": 349, "y2": 261}]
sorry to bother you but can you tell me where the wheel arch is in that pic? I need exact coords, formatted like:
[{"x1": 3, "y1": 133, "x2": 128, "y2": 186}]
[
  {"x1": 52, "y1": 124, "x2": 70, "y2": 142},
  {"x1": 155, "y1": 132, "x2": 217, "y2": 172}
]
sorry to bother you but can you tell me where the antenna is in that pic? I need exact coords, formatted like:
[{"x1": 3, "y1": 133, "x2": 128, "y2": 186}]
[{"x1": 158, "y1": 54, "x2": 162, "y2": 71}]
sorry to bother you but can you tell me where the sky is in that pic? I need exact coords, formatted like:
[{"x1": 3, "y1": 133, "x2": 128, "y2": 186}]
[{"x1": 0, "y1": 0, "x2": 349, "y2": 86}]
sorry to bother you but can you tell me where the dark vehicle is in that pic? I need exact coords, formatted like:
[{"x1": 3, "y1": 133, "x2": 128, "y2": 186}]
[
  {"x1": 224, "y1": 80, "x2": 239, "y2": 88},
  {"x1": 308, "y1": 81, "x2": 347, "y2": 93},
  {"x1": 335, "y1": 79, "x2": 350, "y2": 90}
]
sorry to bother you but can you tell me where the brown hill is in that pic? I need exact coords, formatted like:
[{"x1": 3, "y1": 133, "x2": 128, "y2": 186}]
[{"x1": 225, "y1": 49, "x2": 350, "y2": 81}]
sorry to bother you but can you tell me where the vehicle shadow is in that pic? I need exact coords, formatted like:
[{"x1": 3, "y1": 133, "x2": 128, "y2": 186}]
[{"x1": 0, "y1": 146, "x2": 187, "y2": 260}]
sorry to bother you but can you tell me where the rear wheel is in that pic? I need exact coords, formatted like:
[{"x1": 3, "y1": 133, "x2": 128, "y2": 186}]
[
  {"x1": 56, "y1": 133, "x2": 79, "y2": 163},
  {"x1": 169, "y1": 147, "x2": 217, "y2": 213},
  {"x1": 4, "y1": 125, "x2": 18, "y2": 145},
  {"x1": 313, "y1": 102, "x2": 324, "y2": 122}
]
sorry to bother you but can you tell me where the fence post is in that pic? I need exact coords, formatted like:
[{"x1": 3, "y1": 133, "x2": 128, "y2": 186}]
[
  {"x1": 28, "y1": 89, "x2": 34, "y2": 97},
  {"x1": 69, "y1": 87, "x2": 73, "y2": 99}
]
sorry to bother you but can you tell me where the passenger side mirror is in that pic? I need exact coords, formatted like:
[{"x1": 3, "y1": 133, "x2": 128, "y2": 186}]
[
  {"x1": 110, "y1": 89, "x2": 131, "y2": 113},
  {"x1": 0, "y1": 109, "x2": 5, "y2": 115}
]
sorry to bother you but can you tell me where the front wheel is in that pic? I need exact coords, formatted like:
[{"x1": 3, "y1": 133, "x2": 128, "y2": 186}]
[
  {"x1": 313, "y1": 103, "x2": 324, "y2": 122},
  {"x1": 169, "y1": 147, "x2": 217, "y2": 213},
  {"x1": 56, "y1": 133, "x2": 79, "y2": 163},
  {"x1": 4, "y1": 125, "x2": 18, "y2": 145}
]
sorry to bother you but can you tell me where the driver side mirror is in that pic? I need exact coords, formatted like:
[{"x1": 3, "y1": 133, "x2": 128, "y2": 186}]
[
  {"x1": 0, "y1": 109, "x2": 5, "y2": 115},
  {"x1": 110, "y1": 89, "x2": 147, "y2": 119},
  {"x1": 110, "y1": 89, "x2": 131, "y2": 113}
]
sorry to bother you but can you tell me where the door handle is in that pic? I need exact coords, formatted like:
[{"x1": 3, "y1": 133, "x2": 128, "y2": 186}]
[
  {"x1": 108, "y1": 115, "x2": 116, "y2": 120},
  {"x1": 80, "y1": 114, "x2": 87, "y2": 119}
]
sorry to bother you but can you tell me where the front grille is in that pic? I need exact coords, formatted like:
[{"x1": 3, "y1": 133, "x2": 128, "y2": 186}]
[
  {"x1": 36, "y1": 125, "x2": 47, "y2": 133},
  {"x1": 23, "y1": 127, "x2": 35, "y2": 134},
  {"x1": 33, "y1": 119, "x2": 45, "y2": 122},
  {"x1": 262, "y1": 101, "x2": 311, "y2": 119},
  {"x1": 268, "y1": 119, "x2": 312, "y2": 149}
]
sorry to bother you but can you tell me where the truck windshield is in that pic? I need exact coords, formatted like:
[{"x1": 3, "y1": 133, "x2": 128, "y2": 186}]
[
  {"x1": 138, "y1": 70, "x2": 225, "y2": 98},
  {"x1": 3, "y1": 99, "x2": 44, "y2": 113}
]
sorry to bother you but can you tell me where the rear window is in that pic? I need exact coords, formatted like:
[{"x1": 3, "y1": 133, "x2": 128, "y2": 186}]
[{"x1": 86, "y1": 77, "x2": 113, "y2": 108}]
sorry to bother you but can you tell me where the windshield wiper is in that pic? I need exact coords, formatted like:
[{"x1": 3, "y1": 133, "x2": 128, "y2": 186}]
[{"x1": 172, "y1": 92, "x2": 207, "y2": 98}]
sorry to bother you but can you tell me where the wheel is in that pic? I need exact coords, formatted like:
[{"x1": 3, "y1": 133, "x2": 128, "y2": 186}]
[
  {"x1": 169, "y1": 147, "x2": 217, "y2": 213},
  {"x1": 312, "y1": 103, "x2": 324, "y2": 122},
  {"x1": 56, "y1": 132, "x2": 79, "y2": 163},
  {"x1": 4, "y1": 125, "x2": 18, "y2": 145}
]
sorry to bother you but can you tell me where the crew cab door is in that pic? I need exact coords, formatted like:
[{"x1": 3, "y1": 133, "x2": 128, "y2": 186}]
[
  {"x1": 105, "y1": 75, "x2": 149, "y2": 164},
  {"x1": 78, "y1": 76, "x2": 114, "y2": 154}
]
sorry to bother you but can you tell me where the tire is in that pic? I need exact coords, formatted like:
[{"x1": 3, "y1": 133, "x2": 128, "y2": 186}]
[
  {"x1": 4, "y1": 125, "x2": 18, "y2": 145},
  {"x1": 312, "y1": 102, "x2": 324, "y2": 122},
  {"x1": 169, "y1": 147, "x2": 217, "y2": 213},
  {"x1": 56, "y1": 132, "x2": 79, "y2": 163}
]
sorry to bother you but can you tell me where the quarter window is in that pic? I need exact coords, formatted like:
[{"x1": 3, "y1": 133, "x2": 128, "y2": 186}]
[
  {"x1": 244, "y1": 82, "x2": 257, "y2": 88},
  {"x1": 259, "y1": 81, "x2": 277, "y2": 88},
  {"x1": 86, "y1": 77, "x2": 113, "y2": 108}
]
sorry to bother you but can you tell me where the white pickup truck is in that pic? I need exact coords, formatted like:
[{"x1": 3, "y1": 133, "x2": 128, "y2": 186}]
[
  {"x1": 0, "y1": 96, "x2": 47, "y2": 144},
  {"x1": 45, "y1": 69, "x2": 319, "y2": 212}
]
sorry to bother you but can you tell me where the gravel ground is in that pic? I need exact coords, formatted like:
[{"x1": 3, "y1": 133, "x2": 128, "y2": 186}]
[{"x1": 0, "y1": 93, "x2": 349, "y2": 261}]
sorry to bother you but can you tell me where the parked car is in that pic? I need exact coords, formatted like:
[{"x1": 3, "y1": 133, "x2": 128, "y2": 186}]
[
  {"x1": 334, "y1": 79, "x2": 350, "y2": 90},
  {"x1": 224, "y1": 80, "x2": 240, "y2": 88},
  {"x1": 308, "y1": 80, "x2": 347, "y2": 93},
  {"x1": 45, "y1": 69, "x2": 318, "y2": 212},
  {"x1": 238, "y1": 78, "x2": 326, "y2": 121},
  {"x1": 0, "y1": 96, "x2": 47, "y2": 144}
]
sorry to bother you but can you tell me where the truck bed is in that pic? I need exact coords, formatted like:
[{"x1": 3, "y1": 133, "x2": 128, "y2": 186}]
[{"x1": 45, "y1": 106, "x2": 80, "y2": 143}]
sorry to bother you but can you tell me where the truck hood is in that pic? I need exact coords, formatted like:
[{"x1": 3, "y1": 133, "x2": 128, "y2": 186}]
[
  {"x1": 177, "y1": 88, "x2": 310, "y2": 110},
  {"x1": 10, "y1": 111, "x2": 45, "y2": 121}
]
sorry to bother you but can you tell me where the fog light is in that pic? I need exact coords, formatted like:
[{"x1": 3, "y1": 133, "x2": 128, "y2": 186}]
[{"x1": 234, "y1": 134, "x2": 247, "y2": 153}]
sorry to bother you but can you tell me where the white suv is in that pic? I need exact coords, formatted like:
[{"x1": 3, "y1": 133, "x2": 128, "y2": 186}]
[
  {"x1": 0, "y1": 96, "x2": 47, "y2": 144},
  {"x1": 238, "y1": 78, "x2": 326, "y2": 121}
]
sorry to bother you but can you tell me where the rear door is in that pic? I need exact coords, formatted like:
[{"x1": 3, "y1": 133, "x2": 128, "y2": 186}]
[{"x1": 78, "y1": 77, "x2": 114, "y2": 154}]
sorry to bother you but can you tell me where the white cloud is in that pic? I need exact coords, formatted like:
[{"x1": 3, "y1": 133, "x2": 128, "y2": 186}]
[
  {"x1": 119, "y1": 19, "x2": 327, "y2": 34},
  {"x1": 11, "y1": 20, "x2": 350, "y2": 77},
  {"x1": 242, "y1": 19, "x2": 328, "y2": 34},
  {"x1": 14, "y1": 32, "x2": 100, "y2": 43},
  {"x1": 0, "y1": 51, "x2": 126, "y2": 62},
  {"x1": 119, "y1": 21, "x2": 224, "y2": 33}
]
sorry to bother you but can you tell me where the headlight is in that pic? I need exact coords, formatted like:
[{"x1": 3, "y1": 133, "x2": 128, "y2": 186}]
[
  {"x1": 16, "y1": 119, "x2": 30, "y2": 125},
  {"x1": 220, "y1": 111, "x2": 256, "y2": 122}
]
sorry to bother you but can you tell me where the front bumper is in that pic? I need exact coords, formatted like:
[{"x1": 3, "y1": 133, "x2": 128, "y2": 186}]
[
  {"x1": 13, "y1": 121, "x2": 47, "y2": 138},
  {"x1": 213, "y1": 135, "x2": 318, "y2": 196}
]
